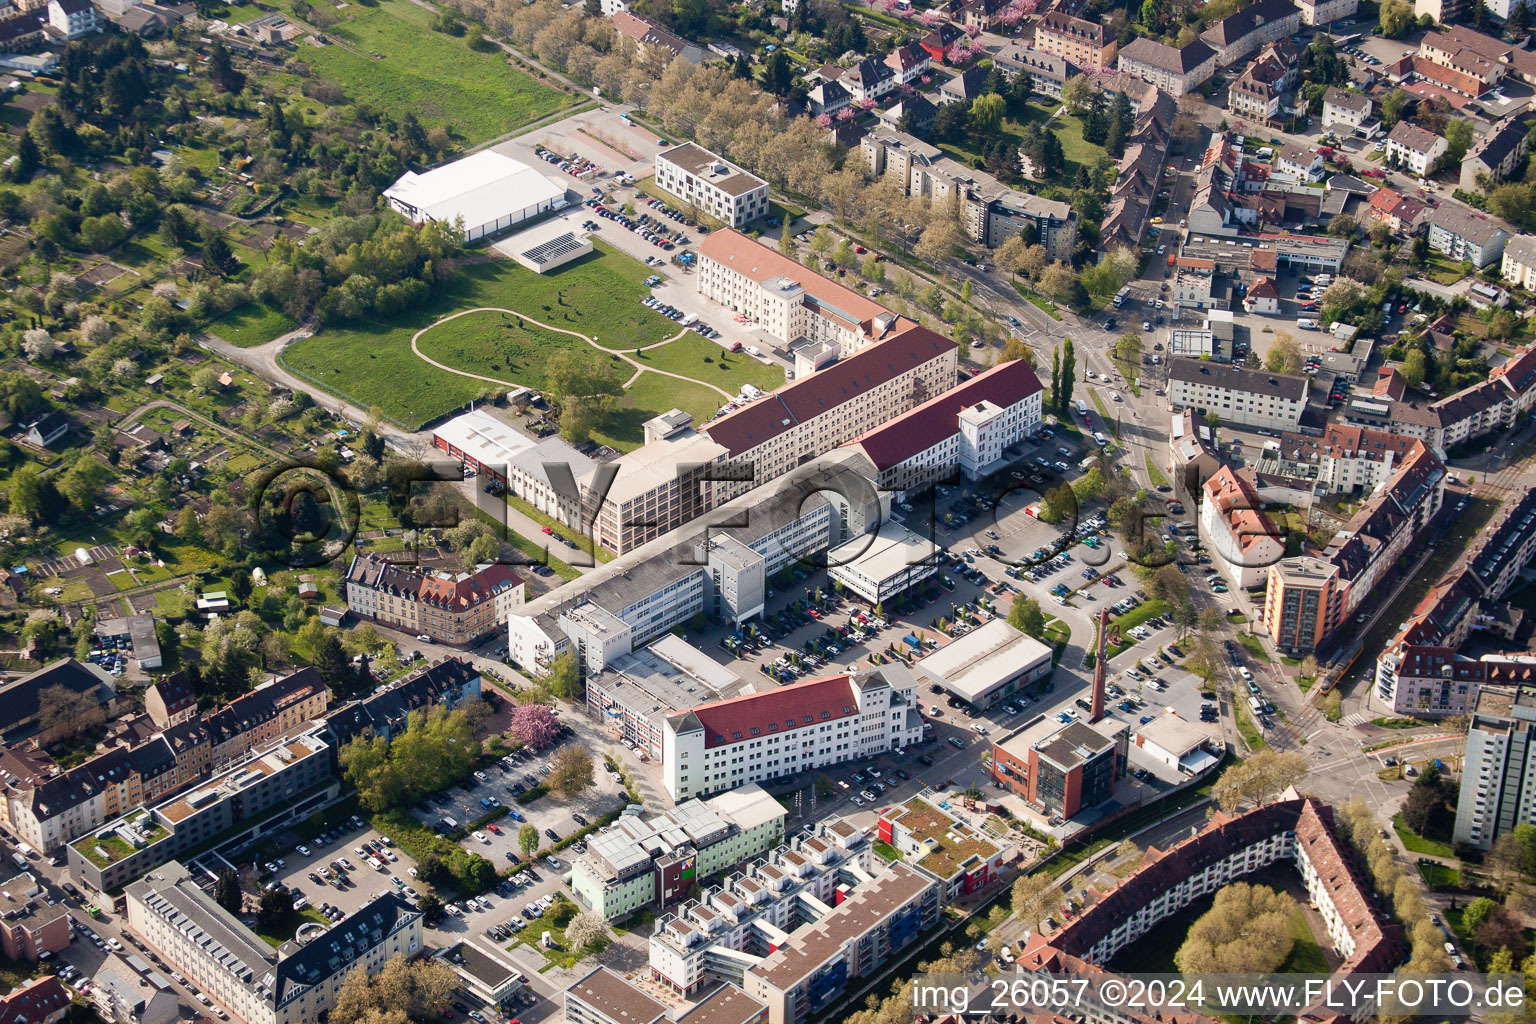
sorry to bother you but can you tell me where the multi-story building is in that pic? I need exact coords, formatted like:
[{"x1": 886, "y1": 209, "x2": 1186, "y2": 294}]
[
  {"x1": 566, "y1": 969, "x2": 670, "y2": 1024},
  {"x1": 1019, "y1": 797, "x2": 1398, "y2": 990},
  {"x1": 662, "y1": 666, "x2": 924, "y2": 801},
  {"x1": 507, "y1": 449, "x2": 884, "y2": 676},
  {"x1": 1199, "y1": 0, "x2": 1301, "y2": 67},
  {"x1": 570, "y1": 783, "x2": 786, "y2": 921},
  {"x1": 144, "y1": 675, "x2": 197, "y2": 729},
  {"x1": 844, "y1": 357, "x2": 1043, "y2": 498},
  {"x1": 582, "y1": 414, "x2": 729, "y2": 555},
  {"x1": 655, "y1": 145, "x2": 769, "y2": 229},
  {"x1": 1366, "y1": 187, "x2": 1428, "y2": 236},
  {"x1": 1032, "y1": 11, "x2": 1116, "y2": 68},
  {"x1": 877, "y1": 798, "x2": 1005, "y2": 899},
  {"x1": 837, "y1": 57, "x2": 897, "y2": 103},
  {"x1": 68, "y1": 730, "x2": 338, "y2": 894},
  {"x1": 1114, "y1": 37, "x2": 1217, "y2": 95},
  {"x1": 0, "y1": 659, "x2": 116, "y2": 747},
  {"x1": 610, "y1": 11, "x2": 702, "y2": 63},
  {"x1": 1384, "y1": 121, "x2": 1447, "y2": 177},
  {"x1": 322, "y1": 657, "x2": 482, "y2": 745},
  {"x1": 701, "y1": 327, "x2": 956, "y2": 501},
  {"x1": 991, "y1": 715, "x2": 1128, "y2": 820},
  {"x1": 990, "y1": 42, "x2": 1076, "y2": 98},
  {"x1": 45, "y1": 0, "x2": 96, "y2": 37},
  {"x1": 1167, "y1": 358, "x2": 1308, "y2": 432},
  {"x1": 344, "y1": 555, "x2": 524, "y2": 643},
  {"x1": 0, "y1": 866, "x2": 71, "y2": 962},
  {"x1": 1418, "y1": 26, "x2": 1509, "y2": 90},
  {"x1": 883, "y1": 42, "x2": 930, "y2": 86},
  {"x1": 1200, "y1": 467, "x2": 1284, "y2": 590},
  {"x1": 1455, "y1": 686, "x2": 1536, "y2": 849},
  {"x1": 585, "y1": 635, "x2": 745, "y2": 758},
  {"x1": 1262, "y1": 556, "x2": 1345, "y2": 655},
  {"x1": 1259, "y1": 425, "x2": 1432, "y2": 497},
  {"x1": 1426, "y1": 205, "x2": 1508, "y2": 269},
  {"x1": 126, "y1": 861, "x2": 421, "y2": 1024},
  {"x1": 1321, "y1": 87, "x2": 1372, "y2": 132},
  {"x1": 1274, "y1": 144, "x2": 1325, "y2": 183},
  {"x1": 1296, "y1": 0, "x2": 1357, "y2": 25},
  {"x1": 93, "y1": 955, "x2": 179, "y2": 1024},
  {"x1": 1502, "y1": 233, "x2": 1536, "y2": 291},
  {"x1": 1459, "y1": 117, "x2": 1530, "y2": 192},
  {"x1": 1265, "y1": 444, "x2": 1446, "y2": 654},
  {"x1": 1227, "y1": 58, "x2": 1286, "y2": 122}
]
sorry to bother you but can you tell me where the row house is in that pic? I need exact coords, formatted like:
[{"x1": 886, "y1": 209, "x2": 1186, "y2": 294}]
[{"x1": 1099, "y1": 91, "x2": 1178, "y2": 250}]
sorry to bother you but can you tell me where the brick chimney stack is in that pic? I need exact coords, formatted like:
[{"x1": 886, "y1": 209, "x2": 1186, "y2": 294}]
[{"x1": 1090, "y1": 607, "x2": 1110, "y2": 724}]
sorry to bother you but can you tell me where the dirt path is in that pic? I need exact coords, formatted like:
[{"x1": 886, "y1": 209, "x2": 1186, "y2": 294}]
[{"x1": 409, "y1": 306, "x2": 735, "y2": 400}]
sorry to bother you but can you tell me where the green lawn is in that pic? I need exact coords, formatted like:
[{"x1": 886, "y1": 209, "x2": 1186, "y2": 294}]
[
  {"x1": 1235, "y1": 702, "x2": 1268, "y2": 751},
  {"x1": 268, "y1": 0, "x2": 571, "y2": 144},
  {"x1": 938, "y1": 100, "x2": 1105, "y2": 186},
  {"x1": 596, "y1": 372, "x2": 725, "y2": 451},
  {"x1": 1279, "y1": 907, "x2": 1331, "y2": 974},
  {"x1": 282, "y1": 245, "x2": 669, "y2": 430},
  {"x1": 1236, "y1": 632, "x2": 1272, "y2": 662},
  {"x1": 1143, "y1": 453, "x2": 1169, "y2": 489},
  {"x1": 632, "y1": 334, "x2": 785, "y2": 395},
  {"x1": 1392, "y1": 812, "x2": 1455, "y2": 858},
  {"x1": 207, "y1": 301, "x2": 295, "y2": 348}
]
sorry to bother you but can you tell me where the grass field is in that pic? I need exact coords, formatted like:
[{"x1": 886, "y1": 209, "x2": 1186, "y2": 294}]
[
  {"x1": 267, "y1": 0, "x2": 570, "y2": 144},
  {"x1": 1392, "y1": 812, "x2": 1455, "y2": 858},
  {"x1": 597, "y1": 372, "x2": 724, "y2": 451},
  {"x1": 207, "y1": 301, "x2": 296, "y2": 347},
  {"x1": 282, "y1": 245, "x2": 670, "y2": 430},
  {"x1": 936, "y1": 100, "x2": 1105, "y2": 186},
  {"x1": 632, "y1": 334, "x2": 785, "y2": 394},
  {"x1": 1279, "y1": 908, "x2": 1331, "y2": 974}
]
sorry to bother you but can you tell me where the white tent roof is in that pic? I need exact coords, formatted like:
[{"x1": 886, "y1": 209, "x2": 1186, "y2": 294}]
[{"x1": 384, "y1": 150, "x2": 566, "y2": 228}]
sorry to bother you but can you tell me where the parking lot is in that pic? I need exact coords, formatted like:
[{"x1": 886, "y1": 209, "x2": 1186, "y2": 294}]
[{"x1": 412, "y1": 744, "x2": 629, "y2": 870}]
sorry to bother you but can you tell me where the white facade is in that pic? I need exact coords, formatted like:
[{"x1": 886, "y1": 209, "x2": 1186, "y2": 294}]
[
  {"x1": 1321, "y1": 89, "x2": 1371, "y2": 130},
  {"x1": 1385, "y1": 125, "x2": 1447, "y2": 177},
  {"x1": 655, "y1": 145, "x2": 769, "y2": 229},
  {"x1": 47, "y1": 0, "x2": 98, "y2": 38},
  {"x1": 383, "y1": 151, "x2": 567, "y2": 243},
  {"x1": 826, "y1": 523, "x2": 938, "y2": 604},
  {"x1": 1297, "y1": 0, "x2": 1358, "y2": 24},
  {"x1": 1167, "y1": 359, "x2": 1307, "y2": 432},
  {"x1": 1199, "y1": 468, "x2": 1284, "y2": 591},
  {"x1": 1456, "y1": 687, "x2": 1536, "y2": 849},
  {"x1": 1502, "y1": 234, "x2": 1536, "y2": 291},
  {"x1": 661, "y1": 668, "x2": 924, "y2": 801}
]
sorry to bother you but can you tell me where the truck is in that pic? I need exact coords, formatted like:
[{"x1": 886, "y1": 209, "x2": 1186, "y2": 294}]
[{"x1": 1113, "y1": 287, "x2": 1130, "y2": 307}]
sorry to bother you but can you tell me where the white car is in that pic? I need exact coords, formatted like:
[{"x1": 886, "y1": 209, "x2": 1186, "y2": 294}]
[
  {"x1": 473, "y1": 831, "x2": 490, "y2": 844},
  {"x1": 416, "y1": 634, "x2": 432, "y2": 642}
]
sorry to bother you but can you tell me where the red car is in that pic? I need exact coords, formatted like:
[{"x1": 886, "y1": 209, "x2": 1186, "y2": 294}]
[{"x1": 541, "y1": 526, "x2": 553, "y2": 535}]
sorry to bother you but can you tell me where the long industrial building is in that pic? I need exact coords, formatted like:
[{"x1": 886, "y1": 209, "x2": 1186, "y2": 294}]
[{"x1": 383, "y1": 151, "x2": 568, "y2": 242}]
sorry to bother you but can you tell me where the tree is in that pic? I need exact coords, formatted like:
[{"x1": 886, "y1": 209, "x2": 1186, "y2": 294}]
[
  {"x1": 914, "y1": 219, "x2": 962, "y2": 264},
  {"x1": 1060, "y1": 74, "x2": 1092, "y2": 114},
  {"x1": 1001, "y1": 338, "x2": 1032, "y2": 364},
  {"x1": 1379, "y1": 0, "x2": 1413, "y2": 36},
  {"x1": 1462, "y1": 896, "x2": 1497, "y2": 936},
  {"x1": 464, "y1": 533, "x2": 500, "y2": 567},
  {"x1": 201, "y1": 231, "x2": 240, "y2": 278},
  {"x1": 548, "y1": 743, "x2": 595, "y2": 798},
  {"x1": 566, "y1": 911, "x2": 610, "y2": 951},
  {"x1": 1149, "y1": 563, "x2": 1191, "y2": 606},
  {"x1": 510, "y1": 703, "x2": 561, "y2": 749},
  {"x1": 1010, "y1": 872, "x2": 1058, "y2": 930},
  {"x1": 519, "y1": 825, "x2": 540, "y2": 857},
  {"x1": 1175, "y1": 882, "x2": 1298, "y2": 974},
  {"x1": 257, "y1": 886, "x2": 290, "y2": 929},
  {"x1": 969, "y1": 93, "x2": 1006, "y2": 135},
  {"x1": 1475, "y1": 905, "x2": 1530, "y2": 961},
  {"x1": 1050, "y1": 347, "x2": 1061, "y2": 410},
  {"x1": 1114, "y1": 332, "x2": 1143, "y2": 365},
  {"x1": 1380, "y1": 88, "x2": 1411, "y2": 127},
  {"x1": 1265, "y1": 332, "x2": 1303, "y2": 375},
  {"x1": 417, "y1": 891, "x2": 444, "y2": 924},
  {"x1": 1401, "y1": 348, "x2": 1427, "y2": 389},
  {"x1": 331, "y1": 956, "x2": 458, "y2": 1024},
  {"x1": 215, "y1": 869, "x2": 243, "y2": 915},
  {"x1": 1444, "y1": 118, "x2": 1473, "y2": 162},
  {"x1": 60, "y1": 456, "x2": 112, "y2": 513},
  {"x1": 22, "y1": 329, "x2": 53, "y2": 361},
  {"x1": 208, "y1": 40, "x2": 245, "y2": 94},
  {"x1": 36, "y1": 682, "x2": 107, "y2": 740},
  {"x1": 544, "y1": 650, "x2": 582, "y2": 700},
  {"x1": 1059, "y1": 337, "x2": 1076, "y2": 414},
  {"x1": 763, "y1": 50, "x2": 793, "y2": 95},
  {"x1": 1008, "y1": 595, "x2": 1045, "y2": 638}
]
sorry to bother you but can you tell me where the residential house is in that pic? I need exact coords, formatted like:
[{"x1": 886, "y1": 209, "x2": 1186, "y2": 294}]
[
  {"x1": 1032, "y1": 11, "x2": 1117, "y2": 69},
  {"x1": 920, "y1": 23, "x2": 963, "y2": 64},
  {"x1": 655, "y1": 143, "x2": 769, "y2": 228},
  {"x1": 1100, "y1": 90, "x2": 1179, "y2": 249},
  {"x1": 807, "y1": 79, "x2": 850, "y2": 116},
  {"x1": 0, "y1": 13, "x2": 45, "y2": 50},
  {"x1": 1274, "y1": 145, "x2": 1324, "y2": 182},
  {"x1": 1115, "y1": 37, "x2": 1218, "y2": 96},
  {"x1": 45, "y1": 0, "x2": 96, "y2": 37},
  {"x1": 1228, "y1": 57, "x2": 1287, "y2": 122},
  {"x1": 1501, "y1": 232, "x2": 1536, "y2": 290},
  {"x1": 322, "y1": 658, "x2": 483, "y2": 745},
  {"x1": 1321, "y1": 87, "x2": 1372, "y2": 132},
  {"x1": 1459, "y1": 117, "x2": 1530, "y2": 193},
  {"x1": 1243, "y1": 276, "x2": 1280, "y2": 314},
  {"x1": 145, "y1": 674, "x2": 198, "y2": 729},
  {"x1": 1418, "y1": 26, "x2": 1511, "y2": 91},
  {"x1": 938, "y1": 66, "x2": 988, "y2": 105},
  {"x1": 1426, "y1": 205, "x2": 1508, "y2": 268},
  {"x1": 884, "y1": 42, "x2": 930, "y2": 86},
  {"x1": 1167, "y1": 358, "x2": 1309, "y2": 432},
  {"x1": 991, "y1": 42, "x2": 1077, "y2": 99},
  {"x1": 876, "y1": 95, "x2": 935, "y2": 136},
  {"x1": 21, "y1": 411, "x2": 68, "y2": 449},
  {"x1": 93, "y1": 956, "x2": 178, "y2": 1024},
  {"x1": 1367, "y1": 187, "x2": 1428, "y2": 235},
  {"x1": 0, "y1": 977, "x2": 70, "y2": 1024},
  {"x1": 958, "y1": 0, "x2": 1005, "y2": 30},
  {"x1": 1200, "y1": 466, "x2": 1284, "y2": 590},
  {"x1": 610, "y1": 11, "x2": 702, "y2": 63},
  {"x1": 840, "y1": 57, "x2": 897, "y2": 103},
  {"x1": 1199, "y1": 0, "x2": 1302, "y2": 68},
  {"x1": 1384, "y1": 121, "x2": 1447, "y2": 176}
]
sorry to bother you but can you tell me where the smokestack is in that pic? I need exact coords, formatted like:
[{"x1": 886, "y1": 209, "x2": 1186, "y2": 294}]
[{"x1": 1090, "y1": 607, "x2": 1110, "y2": 724}]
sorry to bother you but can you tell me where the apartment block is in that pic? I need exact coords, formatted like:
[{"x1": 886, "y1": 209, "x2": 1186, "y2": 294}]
[
  {"x1": 344, "y1": 555, "x2": 524, "y2": 644},
  {"x1": 662, "y1": 666, "x2": 925, "y2": 801},
  {"x1": 1455, "y1": 686, "x2": 1536, "y2": 849},
  {"x1": 1321, "y1": 87, "x2": 1372, "y2": 131},
  {"x1": 1167, "y1": 358, "x2": 1308, "y2": 432},
  {"x1": 1385, "y1": 121, "x2": 1447, "y2": 177},
  {"x1": 1200, "y1": 467, "x2": 1284, "y2": 590},
  {"x1": 1459, "y1": 117, "x2": 1530, "y2": 192},
  {"x1": 1199, "y1": 0, "x2": 1302, "y2": 67},
  {"x1": 991, "y1": 716, "x2": 1128, "y2": 820},
  {"x1": 656, "y1": 144, "x2": 769, "y2": 229},
  {"x1": 1114, "y1": 37, "x2": 1217, "y2": 95},
  {"x1": 1262, "y1": 556, "x2": 1345, "y2": 655},
  {"x1": 126, "y1": 861, "x2": 421, "y2": 1024},
  {"x1": 323, "y1": 657, "x2": 483, "y2": 745},
  {"x1": 0, "y1": 866, "x2": 71, "y2": 962},
  {"x1": 1296, "y1": 0, "x2": 1357, "y2": 25},
  {"x1": 68, "y1": 730, "x2": 338, "y2": 894},
  {"x1": 1032, "y1": 11, "x2": 1117, "y2": 68},
  {"x1": 570, "y1": 783, "x2": 786, "y2": 921},
  {"x1": 1501, "y1": 232, "x2": 1536, "y2": 291},
  {"x1": 1426, "y1": 205, "x2": 1508, "y2": 269}
]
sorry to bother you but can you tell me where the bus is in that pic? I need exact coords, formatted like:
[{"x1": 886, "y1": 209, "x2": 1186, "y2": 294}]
[{"x1": 1113, "y1": 287, "x2": 1130, "y2": 307}]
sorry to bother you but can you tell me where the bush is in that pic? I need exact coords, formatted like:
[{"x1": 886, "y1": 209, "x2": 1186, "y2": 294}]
[{"x1": 515, "y1": 784, "x2": 548, "y2": 805}]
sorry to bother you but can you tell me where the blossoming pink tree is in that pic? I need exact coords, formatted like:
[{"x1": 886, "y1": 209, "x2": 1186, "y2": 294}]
[
  {"x1": 815, "y1": 113, "x2": 834, "y2": 128},
  {"x1": 856, "y1": 96, "x2": 878, "y2": 109},
  {"x1": 837, "y1": 107, "x2": 857, "y2": 120},
  {"x1": 965, "y1": 23, "x2": 980, "y2": 37},
  {"x1": 919, "y1": 9, "x2": 941, "y2": 26}
]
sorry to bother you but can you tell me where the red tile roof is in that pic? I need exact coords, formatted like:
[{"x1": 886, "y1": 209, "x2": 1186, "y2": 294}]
[
  {"x1": 703, "y1": 324, "x2": 956, "y2": 457},
  {"x1": 848, "y1": 358, "x2": 1043, "y2": 470},
  {"x1": 683, "y1": 673, "x2": 859, "y2": 749},
  {"x1": 697, "y1": 229, "x2": 892, "y2": 330}
]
